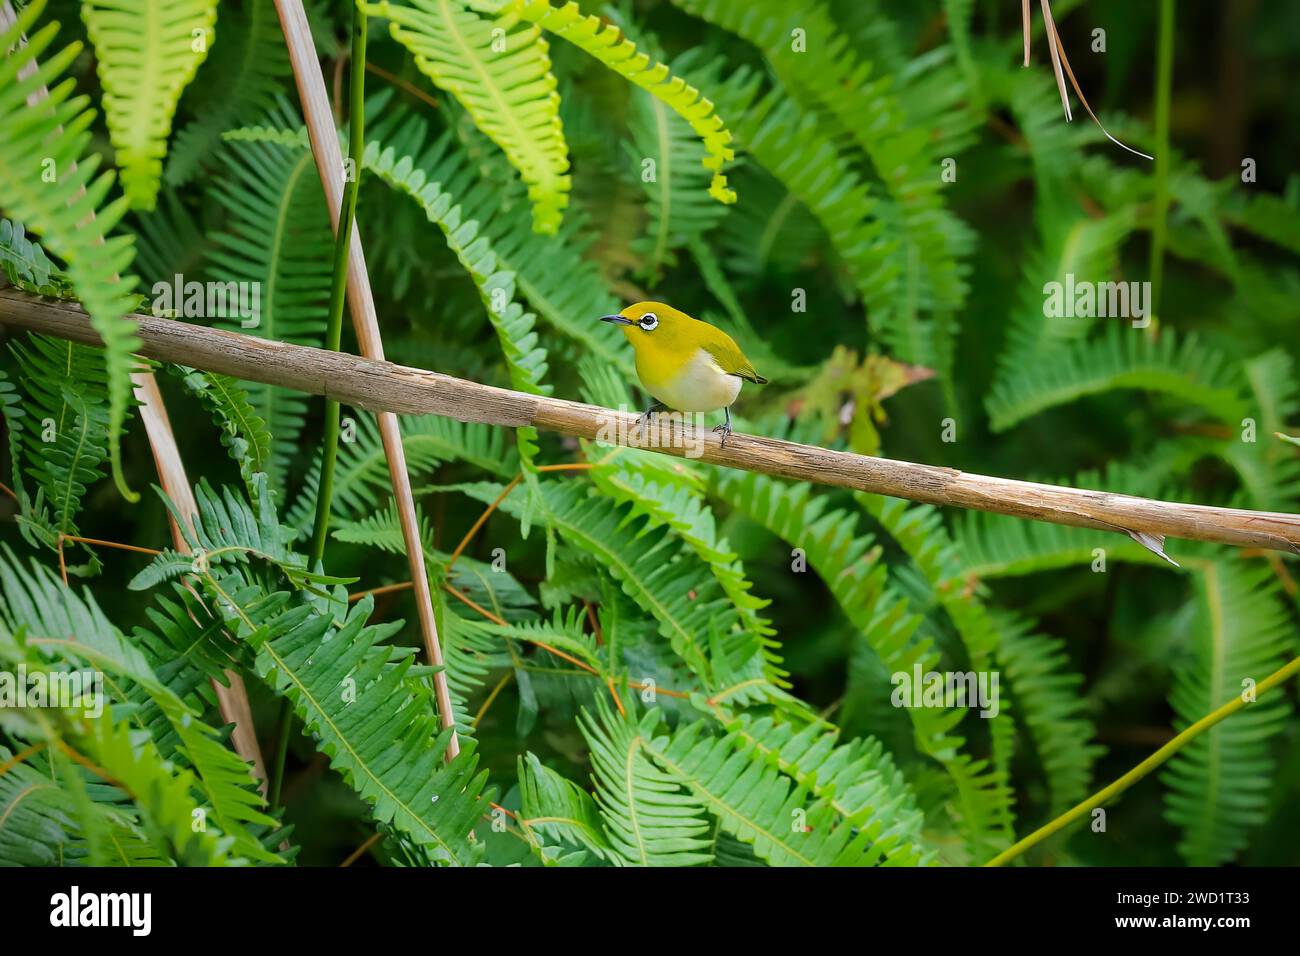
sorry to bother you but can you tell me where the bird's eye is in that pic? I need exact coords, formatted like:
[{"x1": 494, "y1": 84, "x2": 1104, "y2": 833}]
[{"x1": 639, "y1": 313, "x2": 659, "y2": 331}]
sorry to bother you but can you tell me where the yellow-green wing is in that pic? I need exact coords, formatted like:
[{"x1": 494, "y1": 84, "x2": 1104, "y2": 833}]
[{"x1": 699, "y1": 325, "x2": 768, "y2": 384}]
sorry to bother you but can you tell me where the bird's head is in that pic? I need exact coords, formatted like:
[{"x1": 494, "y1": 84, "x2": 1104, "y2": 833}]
[{"x1": 600, "y1": 301, "x2": 688, "y2": 347}]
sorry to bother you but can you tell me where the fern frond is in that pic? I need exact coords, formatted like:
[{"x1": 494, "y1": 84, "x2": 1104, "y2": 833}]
[
  {"x1": 994, "y1": 207, "x2": 1134, "y2": 368},
  {"x1": 359, "y1": 111, "x2": 630, "y2": 371},
  {"x1": 129, "y1": 477, "x2": 326, "y2": 591},
  {"x1": 1216, "y1": 178, "x2": 1300, "y2": 257},
  {"x1": 0, "y1": 217, "x2": 61, "y2": 293},
  {"x1": 588, "y1": 450, "x2": 781, "y2": 684},
  {"x1": 714, "y1": 80, "x2": 898, "y2": 314},
  {"x1": 710, "y1": 469, "x2": 1014, "y2": 861},
  {"x1": 252, "y1": 596, "x2": 492, "y2": 864},
  {"x1": 986, "y1": 325, "x2": 1248, "y2": 433},
  {"x1": 0, "y1": 746, "x2": 105, "y2": 865},
  {"x1": 0, "y1": 548, "x2": 280, "y2": 864},
  {"x1": 623, "y1": 49, "x2": 730, "y2": 281},
  {"x1": 517, "y1": 751, "x2": 618, "y2": 864},
  {"x1": 0, "y1": 0, "x2": 141, "y2": 500},
  {"x1": 225, "y1": 121, "x2": 552, "y2": 465},
  {"x1": 505, "y1": 0, "x2": 737, "y2": 206},
  {"x1": 994, "y1": 612, "x2": 1104, "y2": 816},
  {"x1": 672, "y1": 0, "x2": 972, "y2": 357},
  {"x1": 126, "y1": 480, "x2": 495, "y2": 863},
  {"x1": 360, "y1": 129, "x2": 551, "y2": 464},
  {"x1": 205, "y1": 129, "x2": 334, "y2": 489},
  {"x1": 81, "y1": 0, "x2": 219, "y2": 208},
  {"x1": 9, "y1": 335, "x2": 112, "y2": 548},
  {"x1": 165, "y1": 0, "x2": 289, "y2": 186},
  {"x1": 71, "y1": 709, "x2": 246, "y2": 865},
  {"x1": 862, "y1": 493, "x2": 1104, "y2": 818},
  {"x1": 525, "y1": 480, "x2": 740, "y2": 685},
  {"x1": 0, "y1": 364, "x2": 28, "y2": 503},
  {"x1": 711, "y1": 163, "x2": 824, "y2": 281},
  {"x1": 579, "y1": 703, "x2": 712, "y2": 866},
  {"x1": 286, "y1": 412, "x2": 515, "y2": 532},
  {"x1": 709, "y1": 711, "x2": 932, "y2": 865},
  {"x1": 1224, "y1": 349, "x2": 1300, "y2": 508},
  {"x1": 645, "y1": 717, "x2": 901, "y2": 866},
  {"x1": 171, "y1": 366, "x2": 273, "y2": 507},
  {"x1": 1161, "y1": 559, "x2": 1295, "y2": 865},
  {"x1": 368, "y1": 0, "x2": 571, "y2": 233}
]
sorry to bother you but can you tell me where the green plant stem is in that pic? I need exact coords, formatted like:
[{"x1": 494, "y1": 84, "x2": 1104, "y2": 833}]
[
  {"x1": 268, "y1": 700, "x2": 293, "y2": 808},
  {"x1": 308, "y1": 1, "x2": 368, "y2": 568},
  {"x1": 282, "y1": 2, "x2": 367, "y2": 809},
  {"x1": 985, "y1": 651, "x2": 1300, "y2": 866},
  {"x1": 1147, "y1": 0, "x2": 1174, "y2": 314}
]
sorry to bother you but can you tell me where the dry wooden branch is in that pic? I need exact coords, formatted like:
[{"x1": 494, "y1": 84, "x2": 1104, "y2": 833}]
[
  {"x1": 272, "y1": 0, "x2": 460, "y2": 757},
  {"x1": 5, "y1": 288, "x2": 1299, "y2": 556}
]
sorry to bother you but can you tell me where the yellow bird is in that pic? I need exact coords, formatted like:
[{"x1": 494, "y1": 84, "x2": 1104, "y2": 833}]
[{"x1": 600, "y1": 301, "x2": 767, "y2": 446}]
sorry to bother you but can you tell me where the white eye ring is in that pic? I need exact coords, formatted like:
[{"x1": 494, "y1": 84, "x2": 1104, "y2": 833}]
[{"x1": 639, "y1": 313, "x2": 659, "y2": 330}]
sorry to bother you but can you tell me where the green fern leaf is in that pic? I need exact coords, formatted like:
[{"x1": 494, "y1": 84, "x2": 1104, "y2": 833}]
[
  {"x1": 579, "y1": 703, "x2": 712, "y2": 866},
  {"x1": 127, "y1": 479, "x2": 495, "y2": 863},
  {"x1": 623, "y1": 51, "x2": 730, "y2": 280},
  {"x1": 986, "y1": 326, "x2": 1247, "y2": 433},
  {"x1": 368, "y1": 0, "x2": 571, "y2": 233},
  {"x1": 995, "y1": 613, "x2": 1104, "y2": 816},
  {"x1": 711, "y1": 469, "x2": 1014, "y2": 861},
  {"x1": 713, "y1": 80, "x2": 897, "y2": 314},
  {"x1": 0, "y1": 549, "x2": 281, "y2": 864},
  {"x1": 205, "y1": 128, "x2": 334, "y2": 489},
  {"x1": 165, "y1": 0, "x2": 289, "y2": 186},
  {"x1": 698, "y1": 711, "x2": 932, "y2": 866},
  {"x1": 81, "y1": 0, "x2": 219, "y2": 209},
  {"x1": 360, "y1": 109, "x2": 630, "y2": 371},
  {"x1": 517, "y1": 751, "x2": 618, "y2": 864},
  {"x1": 506, "y1": 0, "x2": 737, "y2": 207},
  {"x1": 9, "y1": 335, "x2": 112, "y2": 549},
  {"x1": 513, "y1": 479, "x2": 740, "y2": 684},
  {"x1": 1161, "y1": 559, "x2": 1295, "y2": 865},
  {"x1": 252, "y1": 596, "x2": 492, "y2": 864},
  {"x1": 672, "y1": 0, "x2": 971, "y2": 362},
  {"x1": 0, "y1": 0, "x2": 142, "y2": 501},
  {"x1": 171, "y1": 366, "x2": 273, "y2": 507},
  {"x1": 0, "y1": 217, "x2": 60, "y2": 292},
  {"x1": 224, "y1": 121, "x2": 551, "y2": 466},
  {"x1": 0, "y1": 364, "x2": 28, "y2": 504},
  {"x1": 648, "y1": 717, "x2": 905, "y2": 866},
  {"x1": 285, "y1": 412, "x2": 516, "y2": 533}
]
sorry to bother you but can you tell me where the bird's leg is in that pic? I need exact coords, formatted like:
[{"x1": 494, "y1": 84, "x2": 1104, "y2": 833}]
[
  {"x1": 713, "y1": 406, "x2": 734, "y2": 447},
  {"x1": 637, "y1": 401, "x2": 667, "y2": 435}
]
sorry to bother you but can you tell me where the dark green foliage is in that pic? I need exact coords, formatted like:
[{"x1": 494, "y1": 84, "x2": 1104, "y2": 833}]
[{"x1": 1, "y1": 0, "x2": 1298, "y2": 869}]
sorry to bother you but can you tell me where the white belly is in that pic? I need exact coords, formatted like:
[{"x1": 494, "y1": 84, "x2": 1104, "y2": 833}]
[{"x1": 646, "y1": 349, "x2": 743, "y2": 412}]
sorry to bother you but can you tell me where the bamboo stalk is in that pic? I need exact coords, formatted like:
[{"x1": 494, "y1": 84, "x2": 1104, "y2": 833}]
[
  {"x1": 0, "y1": 0, "x2": 267, "y2": 782},
  {"x1": 272, "y1": 0, "x2": 460, "y2": 757},
  {"x1": 5, "y1": 289, "x2": 1299, "y2": 556}
]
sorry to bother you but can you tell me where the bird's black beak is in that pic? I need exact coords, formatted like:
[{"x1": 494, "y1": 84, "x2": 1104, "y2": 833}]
[{"x1": 600, "y1": 314, "x2": 634, "y2": 326}]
